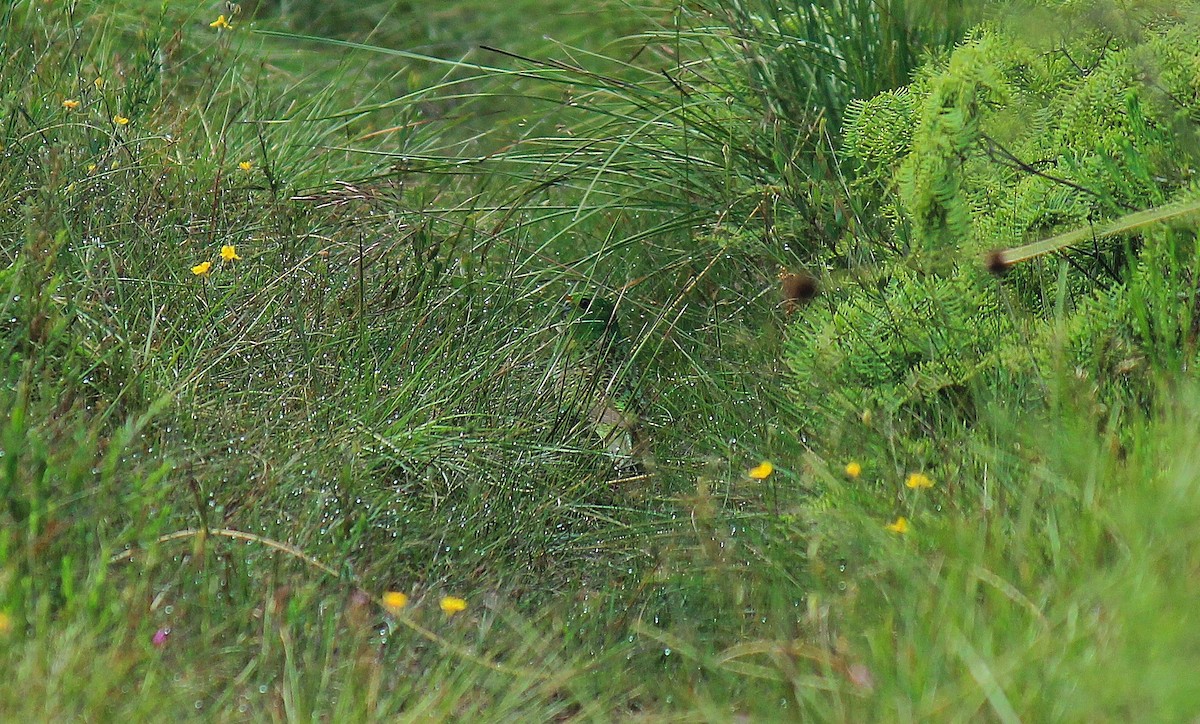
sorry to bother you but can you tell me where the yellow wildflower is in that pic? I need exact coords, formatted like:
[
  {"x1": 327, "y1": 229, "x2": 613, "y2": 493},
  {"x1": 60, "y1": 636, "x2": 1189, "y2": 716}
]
[
  {"x1": 885, "y1": 517, "x2": 909, "y2": 534},
  {"x1": 238, "y1": 160, "x2": 253, "y2": 171},
  {"x1": 440, "y1": 596, "x2": 467, "y2": 616},
  {"x1": 210, "y1": 14, "x2": 233, "y2": 30},
  {"x1": 861, "y1": 409, "x2": 872, "y2": 425},
  {"x1": 191, "y1": 261, "x2": 212, "y2": 276},
  {"x1": 381, "y1": 591, "x2": 408, "y2": 615},
  {"x1": 0, "y1": 612, "x2": 11, "y2": 635},
  {"x1": 905, "y1": 473, "x2": 934, "y2": 490},
  {"x1": 845, "y1": 461, "x2": 862, "y2": 479},
  {"x1": 62, "y1": 99, "x2": 80, "y2": 110},
  {"x1": 94, "y1": 77, "x2": 104, "y2": 89},
  {"x1": 748, "y1": 461, "x2": 774, "y2": 480},
  {"x1": 220, "y1": 244, "x2": 241, "y2": 262},
  {"x1": 113, "y1": 114, "x2": 129, "y2": 126},
  {"x1": 86, "y1": 163, "x2": 97, "y2": 173}
]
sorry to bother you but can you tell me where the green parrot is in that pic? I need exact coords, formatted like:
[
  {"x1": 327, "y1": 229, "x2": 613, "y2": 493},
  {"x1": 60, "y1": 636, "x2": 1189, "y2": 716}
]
[{"x1": 555, "y1": 294, "x2": 653, "y2": 477}]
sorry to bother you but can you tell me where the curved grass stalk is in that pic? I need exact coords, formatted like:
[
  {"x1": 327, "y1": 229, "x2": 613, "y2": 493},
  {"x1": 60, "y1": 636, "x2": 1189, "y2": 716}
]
[{"x1": 989, "y1": 199, "x2": 1200, "y2": 269}]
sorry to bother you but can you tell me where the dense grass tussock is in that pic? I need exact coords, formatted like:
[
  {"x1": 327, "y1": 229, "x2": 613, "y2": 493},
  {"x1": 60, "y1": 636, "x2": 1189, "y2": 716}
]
[{"x1": 2, "y1": 0, "x2": 1200, "y2": 719}]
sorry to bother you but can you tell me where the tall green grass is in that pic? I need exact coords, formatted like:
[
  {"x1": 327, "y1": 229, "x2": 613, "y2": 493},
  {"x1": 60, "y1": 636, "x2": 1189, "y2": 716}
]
[{"x1": 2, "y1": 0, "x2": 1198, "y2": 719}]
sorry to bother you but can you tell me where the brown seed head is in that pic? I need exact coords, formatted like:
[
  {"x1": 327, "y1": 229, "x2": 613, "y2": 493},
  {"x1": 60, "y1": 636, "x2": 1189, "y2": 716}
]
[
  {"x1": 780, "y1": 272, "x2": 819, "y2": 310},
  {"x1": 985, "y1": 250, "x2": 1012, "y2": 276}
]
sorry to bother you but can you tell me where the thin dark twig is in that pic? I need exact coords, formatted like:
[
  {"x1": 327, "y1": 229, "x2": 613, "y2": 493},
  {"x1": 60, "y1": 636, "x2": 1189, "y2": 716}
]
[{"x1": 980, "y1": 132, "x2": 1139, "y2": 212}]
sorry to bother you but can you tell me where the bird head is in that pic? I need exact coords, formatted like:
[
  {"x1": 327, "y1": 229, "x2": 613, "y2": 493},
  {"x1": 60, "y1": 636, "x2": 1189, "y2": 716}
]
[{"x1": 562, "y1": 295, "x2": 620, "y2": 348}]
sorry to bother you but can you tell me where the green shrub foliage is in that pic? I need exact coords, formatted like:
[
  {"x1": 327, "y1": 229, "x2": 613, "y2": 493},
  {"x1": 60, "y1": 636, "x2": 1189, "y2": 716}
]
[{"x1": 789, "y1": 5, "x2": 1200, "y2": 462}]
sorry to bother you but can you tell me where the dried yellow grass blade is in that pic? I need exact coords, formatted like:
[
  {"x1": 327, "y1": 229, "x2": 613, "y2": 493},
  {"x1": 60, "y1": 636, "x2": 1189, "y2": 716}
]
[{"x1": 987, "y1": 198, "x2": 1200, "y2": 271}]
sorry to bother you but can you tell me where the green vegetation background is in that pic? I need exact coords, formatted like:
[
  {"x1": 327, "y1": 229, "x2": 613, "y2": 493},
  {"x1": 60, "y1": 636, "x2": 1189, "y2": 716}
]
[{"x1": 2, "y1": 0, "x2": 1199, "y2": 719}]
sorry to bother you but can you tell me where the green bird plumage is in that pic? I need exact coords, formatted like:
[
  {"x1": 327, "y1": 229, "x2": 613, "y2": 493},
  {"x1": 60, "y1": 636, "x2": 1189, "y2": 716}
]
[{"x1": 556, "y1": 295, "x2": 651, "y2": 476}]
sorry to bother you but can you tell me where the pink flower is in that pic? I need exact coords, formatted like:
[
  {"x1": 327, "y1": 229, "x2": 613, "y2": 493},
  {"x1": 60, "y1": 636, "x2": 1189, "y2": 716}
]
[{"x1": 152, "y1": 627, "x2": 171, "y2": 647}]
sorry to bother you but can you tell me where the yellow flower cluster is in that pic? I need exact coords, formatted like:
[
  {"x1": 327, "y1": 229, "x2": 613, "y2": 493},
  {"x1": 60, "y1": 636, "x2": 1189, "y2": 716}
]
[
  {"x1": 61, "y1": 80, "x2": 131, "y2": 133},
  {"x1": 741, "y1": 454, "x2": 936, "y2": 538},
  {"x1": 378, "y1": 592, "x2": 468, "y2": 617},
  {"x1": 886, "y1": 471, "x2": 935, "y2": 534},
  {"x1": 191, "y1": 245, "x2": 242, "y2": 276}
]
